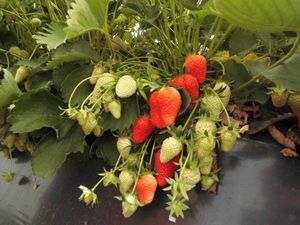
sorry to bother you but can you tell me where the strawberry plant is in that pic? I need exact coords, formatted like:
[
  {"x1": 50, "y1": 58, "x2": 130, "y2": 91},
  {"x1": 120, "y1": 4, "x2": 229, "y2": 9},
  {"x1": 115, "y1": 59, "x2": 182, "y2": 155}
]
[{"x1": 0, "y1": 0, "x2": 300, "y2": 222}]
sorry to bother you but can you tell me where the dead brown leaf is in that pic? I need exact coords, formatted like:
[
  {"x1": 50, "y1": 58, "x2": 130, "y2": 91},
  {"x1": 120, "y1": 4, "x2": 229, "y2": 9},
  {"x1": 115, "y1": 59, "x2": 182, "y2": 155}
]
[
  {"x1": 280, "y1": 148, "x2": 298, "y2": 157},
  {"x1": 268, "y1": 126, "x2": 296, "y2": 150}
]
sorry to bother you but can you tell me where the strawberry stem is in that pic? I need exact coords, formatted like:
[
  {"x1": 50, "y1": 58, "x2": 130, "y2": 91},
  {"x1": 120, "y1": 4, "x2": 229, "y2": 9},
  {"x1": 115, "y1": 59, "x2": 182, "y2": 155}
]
[
  {"x1": 209, "y1": 87, "x2": 231, "y2": 126},
  {"x1": 131, "y1": 138, "x2": 152, "y2": 193},
  {"x1": 182, "y1": 100, "x2": 200, "y2": 132}
]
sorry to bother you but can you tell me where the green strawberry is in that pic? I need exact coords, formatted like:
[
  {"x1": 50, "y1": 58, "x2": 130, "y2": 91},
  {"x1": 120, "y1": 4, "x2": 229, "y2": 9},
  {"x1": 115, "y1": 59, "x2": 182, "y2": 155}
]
[
  {"x1": 90, "y1": 64, "x2": 104, "y2": 84},
  {"x1": 115, "y1": 14, "x2": 128, "y2": 25},
  {"x1": 2, "y1": 171, "x2": 14, "y2": 183},
  {"x1": 93, "y1": 124, "x2": 103, "y2": 137},
  {"x1": 108, "y1": 100, "x2": 121, "y2": 119},
  {"x1": 201, "y1": 175, "x2": 215, "y2": 191},
  {"x1": 20, "y1": 50, "x2": 30, "y2": 59},
  {"x1": 181, "y1": 168, "x2": 201, "y2": 186},
  {"x1": 66, "y1": 108, "x2": 79, "y2": 120},
  {"x1": 115, "y1": 75, "x2": 137, "y2": 98},
  {"x1": 76, "y1": 109, "x2": 87, "y2": 127},
  {"x1": 200, "y1": 155, "x2": 214, "y2": 175},
  {"x1": 196, "y1": 133, "x2": 216, "y2": 158},
  {"x1": 9, "y1": 46, "x2": 21, "y2": 56},
  {"x1": 202, "y1": 93, "x2": 222, "y2": 117},
  {"x1": 4, "y1": 134, "x2": 16, "y2": 149},
  {"x1": 30, "y1": 17, "x2": 42, "y2": 27},
  {"x1": 117, "y1": 137, "x2": 132, "y2": 158},
  {"x1": 119, "y1": 170, "x2": 134, "y2": 193},
  {"x1": 82, "y1": 112, "x2": 97, "y2": 135},
  {"x1": 18, "y1": 133, "x2": 28, "y2": 146},
  {"x1": 219, "y1": 126, "x2": 240, "y2": 152},
  {"x1": 213, "y1": 81, "x2": 231, "y2": 107},
  {"x1": 15, "y1": 66, "x2": 30, "y2": 83},
  {"x1": 195, "y1": 116, "x2": 217, "y2": 135},
  {"x1": 102, "y1": 170, "x2": 118, "y2": 187},
  {"x1": 122, "y1": 199, "x2": 138, "y2": 218},
  {"x1": 160, "y1": 136, "x2": 183, "y2": 163}
]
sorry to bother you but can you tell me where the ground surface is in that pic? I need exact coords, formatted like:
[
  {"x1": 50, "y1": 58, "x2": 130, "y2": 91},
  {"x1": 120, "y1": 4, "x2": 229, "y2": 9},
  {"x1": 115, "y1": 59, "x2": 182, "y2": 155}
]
[{"x1": 0, "y1": 136, "x2": 300, "y2": 225}]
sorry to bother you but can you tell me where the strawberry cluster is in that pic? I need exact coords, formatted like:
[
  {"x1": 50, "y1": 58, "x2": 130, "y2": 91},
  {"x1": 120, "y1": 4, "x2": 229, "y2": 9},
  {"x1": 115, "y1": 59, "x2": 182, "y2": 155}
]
[{"x1": 77, "y1": 55, "x2": 240, "y2": 222}]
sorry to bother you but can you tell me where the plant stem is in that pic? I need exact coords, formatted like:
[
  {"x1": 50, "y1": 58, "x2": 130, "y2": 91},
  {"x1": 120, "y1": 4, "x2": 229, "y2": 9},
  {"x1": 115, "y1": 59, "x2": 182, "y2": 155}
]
[
  {"x1": 207, "y1": 24, "x2": 235, "y2": 59},
  {"x1": 131, "y1": 139, "x2": 151, "y2": 193},
  {"x1": 182, "y1": 101, "x2": 200, "y2": 131}
]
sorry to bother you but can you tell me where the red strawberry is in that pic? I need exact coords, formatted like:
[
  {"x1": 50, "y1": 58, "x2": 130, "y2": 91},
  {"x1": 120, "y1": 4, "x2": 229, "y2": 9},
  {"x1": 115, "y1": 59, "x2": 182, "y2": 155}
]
[
  {"x1": 132, "y1": 115, "x2": 155, "y2": 144},
  {"x1": 183, "y1": 55, "x2": 207, "y2": 84},
  {"x1": 154, "y1": 149, "x2": 180, "y2": 187},
  {"x1": 170, "y1": 74, "x2": 199, "y2": 109},
  {"x1": 150, "y1": 87, "x2": 182, "y2": 128},
  {"x1": 136, "y1": 174, "x2": 157, "y2": 205}
]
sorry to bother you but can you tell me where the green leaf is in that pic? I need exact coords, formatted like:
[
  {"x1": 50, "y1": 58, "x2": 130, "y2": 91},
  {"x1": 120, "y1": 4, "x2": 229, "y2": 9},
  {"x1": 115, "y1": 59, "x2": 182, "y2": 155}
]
[
  {"x1": 229, "y1": 28, "x2": 258, "y2": 56},
  {"x1": 32, "y1": 124, "x2": 85, "y2": 178},
  {"x1": 61, "y1": 64, "x2": 93, "y2": 105},
  {"x1": 93, "y1": 132, "x2": 119, "y2": 166},
  {"x1": 17, "y1": 57, "x2": 48, "y2": 69},
  {"x1": 213, "y1": 0, "x2": 300, "y2": 32},
  {"x1": 224, "y1": 60, "x2": 268, "y2": 104},
  {"x1": 64, "y1": 0, "x2": 110, "y2": 39},
  {"x1": 8, "y1": 89, "x2": 73, "y2": 138},
  {"x1": 46, "y1": 41, "x2": 99, "y2": 69},
  {"x1": 263, "y1": 47, "x2": 300, "y2": 91},
  {"x1": 0, "y1": 69, "x2": 22, "y2": 109},
  {"x1": 33, "y1": 23, "x2": 67, "y2": 50},
  {"x1": 176, "y1": 88, "x2": 191, "y2": 116},
  {"x1": 100, "y1": 96, "x2": 140, "y2": 131}
]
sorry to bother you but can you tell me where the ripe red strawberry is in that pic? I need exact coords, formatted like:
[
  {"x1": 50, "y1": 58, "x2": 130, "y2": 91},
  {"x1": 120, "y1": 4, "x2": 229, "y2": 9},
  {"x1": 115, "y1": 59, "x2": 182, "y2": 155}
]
[
  {"x1": 132, "y1": 115, "x2": 155, "y2": 144},
  {"x1": 170, "y1": 74, "x2": 199, "y2": 109},
  {"x1": 136, "y1": 174, "x2": 157, "y2": 205},
  {"x1": 150, "y1": 87, "x2": 182, "y2": 128},
  {"x1": 183, "y1": 55, "x2": 207, "y2": 84},
  {"x1": 154, "y1": 149, "x2": 180, "y2": 187}
]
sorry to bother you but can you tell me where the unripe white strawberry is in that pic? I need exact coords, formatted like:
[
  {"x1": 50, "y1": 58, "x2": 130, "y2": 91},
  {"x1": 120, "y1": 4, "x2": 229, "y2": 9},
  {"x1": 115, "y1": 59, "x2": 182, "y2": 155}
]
[
  {"x1": 160, "y1": 136, "x2": 183, "y2": 163},
  {"x1": 213, "y1": 81, "x2": 231, "y2": 107},
  {"x1": 181, "y1": 167, "x2": 201, "y2": 186},
  {"x1": 115, "y1": 75, "x2": 137, "y2": 98},
  {"x1": 117, "y1": 137, "x2": 131, "y2": 158},
  {"x1": 202, "y1": 94, "x2": 222, "y2": 117},
  {"x1": 119, "y1": 170, "x2": 134, "y2": 193},
  {"x1": 122, "y1": 200, "x2": 138, "y2": 218},
  {"x1": 108, "y1": 100, "x2": 121, "y2": 119},
  {"x1": 196, "y1": 133, "x2": 216, "y2": 158},
  {"x1": 219, "y1": 126, "x2": 240, "y2": 152},
  {"x1": 15, "y1": 66, "x2": 30, "y2": 84},
  {"x1": 90, "y1": 64, "x2": 104, "y2": 84},
  {"x1": 201, "y1": 175, "x2": 215, "y2": 191},
  {"x1": 92, "y1": 73, "x2": 115, "y2": 98},
  {"x1": 200, "y1": 155, "x2": 214, "y2": 175},
  {"x1": 195, "y1": 117, "x2": 217, "y2": 135}
]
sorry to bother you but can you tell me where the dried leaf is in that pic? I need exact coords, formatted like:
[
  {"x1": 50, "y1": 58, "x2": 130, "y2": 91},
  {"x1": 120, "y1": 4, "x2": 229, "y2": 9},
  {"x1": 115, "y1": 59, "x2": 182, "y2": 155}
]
[
  {"x1": 280, "y1": 148, "x2": 298, "y2": 157},
  {"x1": 268, "y1": 126, "x2": 296, "y2": 150}
]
